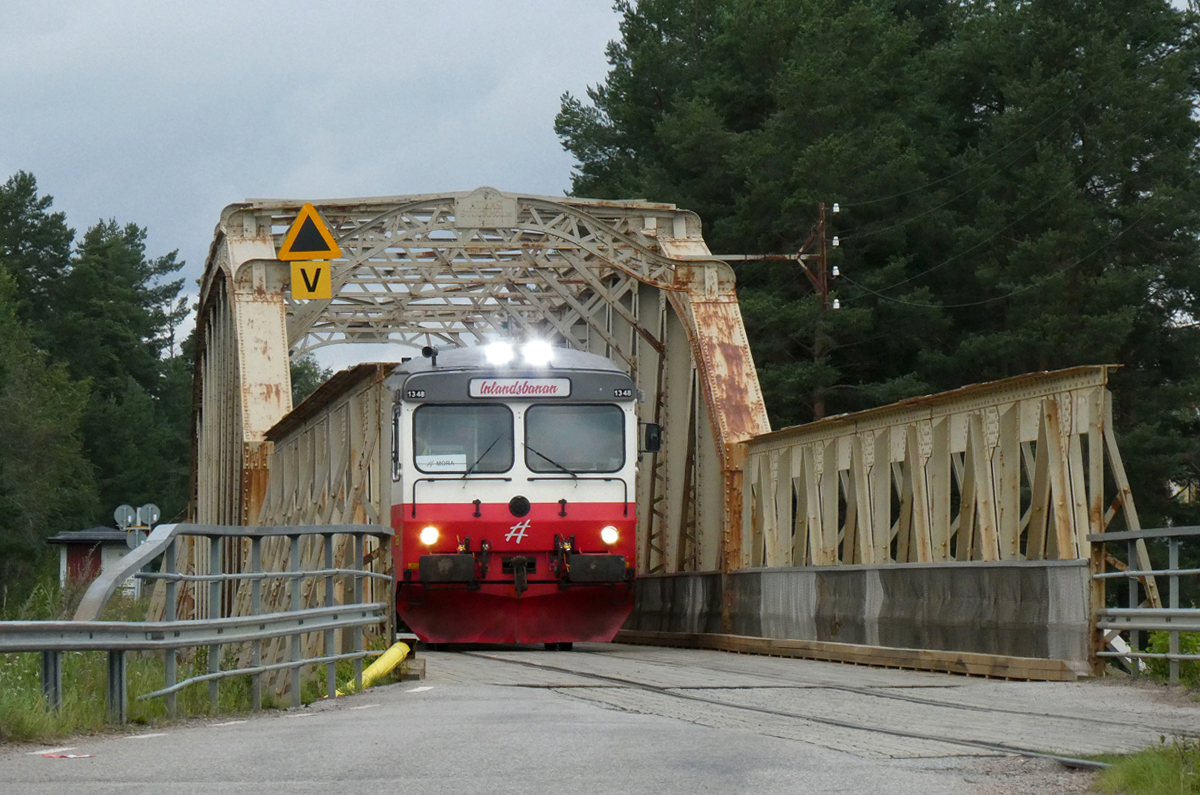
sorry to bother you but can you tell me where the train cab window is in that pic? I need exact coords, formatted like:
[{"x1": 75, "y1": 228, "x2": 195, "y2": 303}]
[
  {"x1": 525, "y1": 404, "x2": 624, "y2": 474},
  {"x1": 413, "y1": 405, "x2": 514, "y2": 474}
]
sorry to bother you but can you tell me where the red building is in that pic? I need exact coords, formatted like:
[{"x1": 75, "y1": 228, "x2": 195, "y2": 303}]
[{"x1": 45, "y1": 527, "x2": 130, "y2": 586}]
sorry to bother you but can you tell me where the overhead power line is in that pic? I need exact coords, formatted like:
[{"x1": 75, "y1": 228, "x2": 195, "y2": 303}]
[{"x1": 840, "y1": 206, "x2": 1153, "y2": 310}]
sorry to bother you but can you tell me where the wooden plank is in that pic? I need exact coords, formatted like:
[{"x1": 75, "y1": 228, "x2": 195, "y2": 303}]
[
  {"x1": 841, "y1": 469, "x2": 858, "y2": 564},
  {"x1": 958, "y1": 428, "x2": 978, "y2": 561},
  {"x1": 895, "y1": 461, "x2": 913, "y2": 563},
  {"x1": 748, "y1": 458, "x2": 768, "y2": 569},
  {"x1": 929, "y1": 418, "x2": 951, "y2": 561},
  {"x1": 775, "y1": 448, "x2": 793, "y2": 566},
  {"x1": 1068, "y1": 434, "x2": 1090, "y2": 560},
  {"x1": 971, "y1": 414, "x2": 1000, "y2": 561},
  {"x1": 1026, "y1": 403, "x2": 1052, "y2": 560},
  {"x1": 1042, "y1": 397, "x2": 1075, "y2": 560},
  {"x1": 821, "y1": 441, "x2": 839, "y2": 565},
  {"x1": 614, "y1": 630, "x2": 1080, "y2": 682},
  {"x1": 906, "y1": 425, "x2": 933, "y2": 562},
  {"x1": 851, "y1": 436, "x2": 874, "y2": 564},
  {"x1": 793, "y1": 451, "x2": 809, "y2": 566},
  {"x1": 804, "y1": 446, "x2": 824, "y2": 565},
  {"x1": 872, "y1": 432, "x2": 891, "y2": 563},
  {"x1": 1087, "y1": 389, "x2": 1105, "y2": 544},
  {"x1": 1102, "y1": 390, "x2": 1162, "y2": 607},
  {"x1": 996, "y1": 405, "x2": 1021, "y2": 560}
]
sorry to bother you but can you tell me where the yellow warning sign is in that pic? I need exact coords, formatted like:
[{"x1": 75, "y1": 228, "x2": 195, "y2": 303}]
[
  {"x1": 291, "y1": 261, "x2": 332, "y2": 300},
  {"x1": 278, "y1": 203, "x2": 342, "y2": 261}
]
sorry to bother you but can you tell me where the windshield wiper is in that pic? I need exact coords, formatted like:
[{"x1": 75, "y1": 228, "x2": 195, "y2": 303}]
[
  {"x1": 525, "y1": 444, "x2": 577, "y2": 479},
  {"x1": 463, "y1": 435, "x2": 503, "y2": 479}
]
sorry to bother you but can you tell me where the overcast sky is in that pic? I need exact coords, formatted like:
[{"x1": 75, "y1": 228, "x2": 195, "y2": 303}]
[{"x1": 1, "y1": 1, "x2": 621, "y2": 365}]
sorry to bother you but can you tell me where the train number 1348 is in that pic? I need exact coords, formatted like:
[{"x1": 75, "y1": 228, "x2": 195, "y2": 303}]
[{"x1": 613, "y1": 388, "x2": 634, "y2": 398}]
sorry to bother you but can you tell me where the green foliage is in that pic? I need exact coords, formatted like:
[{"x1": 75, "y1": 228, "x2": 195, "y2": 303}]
[
  {"x1": 53, "y1": 219, "x2": 191, "y2": 519},
  {"x1": 0, "y1": 173, "x2": 193, "y2": 582},
  {"x1": 0, "y1": 171, "x2": 73, "y2": 347},
  {"x1": 291, "y1": 353, "x2": 332, "y2": 407},
  {"x1": 1097, "y1": 736, "x2": 1200, "y2": 794},
  {"x1": 1146, "y1": 631, "x2": 1200, "y2": 687},
  {"x1": 0, "y1": 269, "x2": 97, "y2": 593},
  {"x1": 305, "y1": 632, "x2": 400, "y2": 703},
  {"x1": 0, "y1": 580, "x2": 279, "y2": 743},
  {"x1": 557, "y1": 0, "x2": 1200, "y2": 528},
  {"x1": 0, "y1": 647, "x2": 265, "y2": 743}
]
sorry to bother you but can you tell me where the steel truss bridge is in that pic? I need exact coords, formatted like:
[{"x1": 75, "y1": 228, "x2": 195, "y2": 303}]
[
  {"x1": 193, "y1": 187, "x2": 769, "y2": 575},
  {"x1": 189, "y1": 187, "x2": 1155, "y2": 677}
]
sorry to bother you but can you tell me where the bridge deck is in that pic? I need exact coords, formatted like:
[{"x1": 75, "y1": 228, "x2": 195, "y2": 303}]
[{"x1": 4, "y1": 644, "x2": 1193, "y2": 794}]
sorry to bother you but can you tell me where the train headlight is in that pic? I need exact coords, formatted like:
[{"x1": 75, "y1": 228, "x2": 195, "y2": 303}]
[
  {"x1": 522, "y1": 340, "x2": 554, "y2": 366},
  {"x1": 485, "y1": 341, "x2": 514, "y2": 365},
  {"x1": 419, "y1": 526, "x2": 440, "y2": 545},
  {"x1": 600, "y1": 525, "x2": 619, "y2": 545}
]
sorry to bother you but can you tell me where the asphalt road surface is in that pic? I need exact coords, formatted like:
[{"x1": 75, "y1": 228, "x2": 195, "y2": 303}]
[{"x1": 2, "y1": 643, "x2": 1196, "y2": 794}]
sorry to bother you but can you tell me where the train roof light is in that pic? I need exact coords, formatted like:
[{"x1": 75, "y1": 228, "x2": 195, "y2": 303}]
[
  {"x1": 522, "y1": 340, "x2": 555, "y2": 366},
  {"x1": 485, "y1": 342, "x2": 515, "y2": 365}
]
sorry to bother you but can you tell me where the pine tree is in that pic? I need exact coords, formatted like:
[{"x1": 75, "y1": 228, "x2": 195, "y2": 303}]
[
  {"x1": 52, "y1": 220, "x2": 191, "y2": 519},
  {"x1": 0, "y1": 268, "x2": 97, "y2": 589},
  {"x1": 0, "y1": 172, "x2": 74, "y2": 347},
  {"x1": 556, "y1": 0, "x2": 1200, "y2": 526}
]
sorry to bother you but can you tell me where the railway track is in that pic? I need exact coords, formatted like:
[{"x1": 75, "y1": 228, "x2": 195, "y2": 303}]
[
  {"x1": 458, "y1": 648, "x2": 1192, "y2": 769},
  {"x1": 592, "y1": 646, "x2": 1193, "y2": 737}
]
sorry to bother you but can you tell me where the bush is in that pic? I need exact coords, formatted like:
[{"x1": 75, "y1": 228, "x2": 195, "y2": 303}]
[{"x1": 1146, "y1": 631, "x2": 1200, "y2": 687}]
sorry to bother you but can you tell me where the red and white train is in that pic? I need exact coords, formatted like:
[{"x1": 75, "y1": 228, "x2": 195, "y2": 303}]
[{"x1": 389, "y1": 342, "x2": 657, "y2": 648}]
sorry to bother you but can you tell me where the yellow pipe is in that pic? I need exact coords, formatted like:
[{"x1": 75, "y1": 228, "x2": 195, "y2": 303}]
[{"x1": 336, "y1": 642, "x2": 411, "y2": 696}]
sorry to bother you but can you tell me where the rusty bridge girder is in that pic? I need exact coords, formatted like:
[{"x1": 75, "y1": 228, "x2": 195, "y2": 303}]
[{"x1": 192, "y1": 187, "x2": 771, "y2": 577}]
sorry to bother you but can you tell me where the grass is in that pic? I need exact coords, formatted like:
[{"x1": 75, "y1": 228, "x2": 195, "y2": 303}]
[
  {"x1": 0, "y1": 578, "x2": 401, "y2": 744},
  {"x1": 1096, "y1": 737, "x2": 1200, "y2": 794}
]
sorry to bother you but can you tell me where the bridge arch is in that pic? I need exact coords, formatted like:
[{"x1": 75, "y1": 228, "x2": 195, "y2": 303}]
[{"x1": 192, "y1": 187, "x2": 770, "y2": 574}]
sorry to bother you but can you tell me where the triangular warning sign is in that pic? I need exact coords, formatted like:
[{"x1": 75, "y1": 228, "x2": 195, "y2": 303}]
[{"x1": 278, "y1": 203, "x2": 342, "y2": 261}]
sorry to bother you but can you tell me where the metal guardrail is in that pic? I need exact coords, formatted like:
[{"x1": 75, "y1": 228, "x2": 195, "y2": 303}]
[
  {"x1": 0, "y1": 523, "x2": 403, "y2": 723},
  {"x1": 1090, "y1": 527, "x2": 1200, "y2": 683}
]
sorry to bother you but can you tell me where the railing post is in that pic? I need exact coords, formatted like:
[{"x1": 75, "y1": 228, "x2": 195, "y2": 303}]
[
  {"x1": 1169, "y1": 536, "x2": 1180, "y2": 685},
  {"x1": 164, "y1": 536, "x2": 178, "y2": 717},
  {"x1": 107, "y1": 650, "x2": 127, "y2": 723},
  {"x1": 40, "y1": 651, "x2": 62, "y2": 712},
  {"x1": 208, "y1": 535, "x2": 222, "y2": 710},
  {"x1": 289, "y1": 534, "x2": 302, "y2": 709},
  {"x1": 354, "y1": 532, "x2": 365, "y2": 693},
  {"x1": 1127, "y1": 539, "x2": 1140, "y2": 678},
  {"x1": 1088, "y1": 534, "x2": 1106, "y2": 677},
  {"x1": 251, "y1": 536, "x2": 262, "y2": 711},
  {"x1": 325, "y1": 533, "x2": 336, "y2": 700}
]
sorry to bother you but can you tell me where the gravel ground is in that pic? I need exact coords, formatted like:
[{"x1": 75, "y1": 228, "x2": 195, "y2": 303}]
[{"x1": 932, "y1": 756, "x2": 1100, "y2": 794}]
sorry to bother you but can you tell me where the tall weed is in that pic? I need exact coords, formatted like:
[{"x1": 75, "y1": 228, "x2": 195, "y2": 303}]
[{"x1": 1097, "y1": 736, "x2": 1200, "y2": 795}]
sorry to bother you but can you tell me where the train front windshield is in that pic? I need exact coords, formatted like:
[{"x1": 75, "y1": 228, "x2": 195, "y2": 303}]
[
  {"x1": 525, "y1": 404, "x2": 625, "y2": 474},
  {"x1": 413, "y1": 405, "x2": 514, "y2": 474}
]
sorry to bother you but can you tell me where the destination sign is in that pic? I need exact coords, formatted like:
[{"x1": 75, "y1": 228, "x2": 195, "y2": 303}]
[{"x1": 469, "y1": 378, "x2": 571, "y2": 398}]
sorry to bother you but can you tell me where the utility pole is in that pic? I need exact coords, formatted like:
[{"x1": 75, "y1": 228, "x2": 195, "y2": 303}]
[
  {"x1": 715, "y1": 202, "x2": 838, "y2": 420},
  {"x1": 797, "y1": 202, "x2": 835, "y2": 420}
]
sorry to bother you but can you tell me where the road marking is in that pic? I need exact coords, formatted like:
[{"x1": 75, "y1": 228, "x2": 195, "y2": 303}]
[
  {"x1": 349, "y1": 704, "x2": 380, "y2": 711},
  {"x1": 406, "y1": 686, "x2": 434, "y2": 693},
  {"x1": 209, "y1": 720, "x2": 248, "y2": 727},
  {"x1": 128, "y1": 733, "x2": 167, "y2": 740},
  {"x1": 284, "y1": 711, "x2": 318, "y2": 718},
  {"x1": 29, "y1": 746, "x2": 74, "y2": 755}
]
